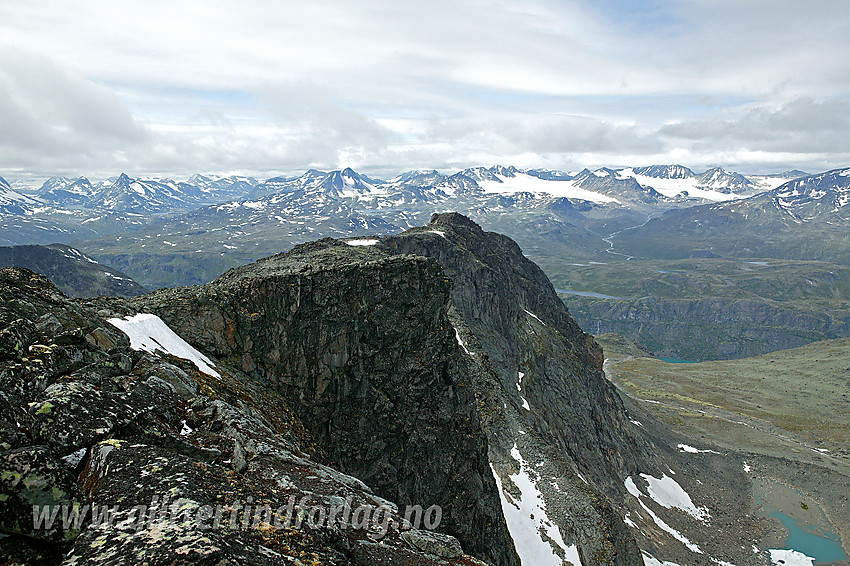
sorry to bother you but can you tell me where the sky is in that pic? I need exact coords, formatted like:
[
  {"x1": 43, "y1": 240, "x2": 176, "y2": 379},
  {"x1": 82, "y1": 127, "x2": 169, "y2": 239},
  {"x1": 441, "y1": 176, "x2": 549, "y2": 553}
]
[{"x1": 2, "y1": 0, "x2": 850, "y2": 180}]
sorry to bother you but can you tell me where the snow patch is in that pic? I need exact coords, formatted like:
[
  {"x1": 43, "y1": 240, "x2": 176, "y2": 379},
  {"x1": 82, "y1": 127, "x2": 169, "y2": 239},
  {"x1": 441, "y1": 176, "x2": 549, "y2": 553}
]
[
  {"x1": 619, "y1": 169, "x2": 744, "y2": 201},
  {"x1": 516, "y1": 371, "x2": 530, "y2": 409},
  {"x1": 523, "y1": 309, "x2": 547, "y2": 326},
  {"x1": 768, "y1": 549, "x2": 815, "y2": 566},
  {"x1": 428, "y1": 230, "x2": 447, "y2": 238},
  {"x1": 640, "y1": 473, "x2": 710, "y2": 521},
  {"x1": 677, "y1": 444, "x2": 720, "y2": 454},
  {"x1": 492, "y1": 444, "x2": 582, "y2": 566},
  {"x1": 625, "y1": 476, "x2": 704, "y2": 554},
  {"x1": 478, "y1": 172, "x2": 619, "y2": 204},
  {"x1": 642, "y1": 553, "x2": 681, "y2": 566},
  {"x1": 454, "y1": 328, "x2": 473, "y2": 355},
  {"x1": 108, "y1": 313, "x2": 220, "y2": 377},
  {"x1": 345, "y1": 239, "x2": 378, "y2": 246}
]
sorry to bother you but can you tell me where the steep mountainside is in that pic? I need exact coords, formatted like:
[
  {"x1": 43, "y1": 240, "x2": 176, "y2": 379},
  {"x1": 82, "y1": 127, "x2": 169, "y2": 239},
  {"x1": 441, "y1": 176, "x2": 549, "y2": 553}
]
[
  {"x1": 384, "y1": 214, "x2": 646, "y2": 564},
  {"x1": 380, "y1": 215, "x2": 768, "y2": 566},
  {"x1": 384, "y1": 214, "x2": 647, "y2": 483},
  {"x1": 129, "y1": 238, "x2": 520, "y2": 565},
  {"x1": 613, "y1": 167, "x2": 850, "y2": 264},
  {"x1": 0, "y1": 244, "x2": 148, "y2": 298},
  {"x1": 1, "y1": 215, "x2": 790, "y2": 565}
]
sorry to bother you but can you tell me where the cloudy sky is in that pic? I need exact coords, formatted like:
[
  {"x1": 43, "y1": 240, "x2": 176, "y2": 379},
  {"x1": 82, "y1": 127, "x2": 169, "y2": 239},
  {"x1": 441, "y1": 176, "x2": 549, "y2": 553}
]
[{"x1": 2, "y1": 0, "x2": 849, "y2": 180}]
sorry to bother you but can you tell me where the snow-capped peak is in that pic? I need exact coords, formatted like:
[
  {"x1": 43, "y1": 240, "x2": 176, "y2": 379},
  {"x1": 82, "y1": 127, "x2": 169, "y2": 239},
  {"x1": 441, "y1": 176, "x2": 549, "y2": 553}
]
[{"x1": 631, "y1": 165, "x2": 695, "y2": 179}]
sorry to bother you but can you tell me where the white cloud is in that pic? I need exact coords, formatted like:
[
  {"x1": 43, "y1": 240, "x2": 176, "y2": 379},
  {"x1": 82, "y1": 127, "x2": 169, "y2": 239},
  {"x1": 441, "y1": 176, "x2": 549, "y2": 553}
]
[
  {"x1": 0, "y1": 46, "x2": 147, "y2": 173},
  {"x1": 1, "y1": 0, "x2": 849, "y2": 178}
]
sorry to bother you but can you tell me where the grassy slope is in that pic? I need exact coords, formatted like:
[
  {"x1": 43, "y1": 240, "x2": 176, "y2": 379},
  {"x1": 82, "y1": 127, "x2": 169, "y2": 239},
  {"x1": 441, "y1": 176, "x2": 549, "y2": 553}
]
[
  {"x1": 530, "y1": 257, "x2": 850, "y2": 360},
  {"x1": 533, "y1": 257, "x2": 850, "y2": 309},
  {"x1": 599, "y1": 333, "x2": 850, "y2": 463}
]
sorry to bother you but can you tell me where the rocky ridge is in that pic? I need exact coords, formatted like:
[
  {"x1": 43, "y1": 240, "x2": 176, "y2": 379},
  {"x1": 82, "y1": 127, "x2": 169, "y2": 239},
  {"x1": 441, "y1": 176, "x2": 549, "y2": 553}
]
[
  {"x1": 1, "y1": 214, "x2": 773, "y2": 566},
  {"x1": 0, "y1": 267, "x2": 497, "y2": 565},
  {"x1": 130, "y1": 238, "x2": 518, "y2": 566},
  {"x1": 0, "y1": 244, "x2": 148, "y2": 299},
  {"x1": 383, "y1": 214, "x2": 648, "y2": 565}
]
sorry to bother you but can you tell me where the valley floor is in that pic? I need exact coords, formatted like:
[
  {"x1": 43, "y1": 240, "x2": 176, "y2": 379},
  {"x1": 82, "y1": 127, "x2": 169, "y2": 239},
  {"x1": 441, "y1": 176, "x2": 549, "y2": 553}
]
[{"x1": 598, "y1": 333, "x2": 850, "y2": 566}]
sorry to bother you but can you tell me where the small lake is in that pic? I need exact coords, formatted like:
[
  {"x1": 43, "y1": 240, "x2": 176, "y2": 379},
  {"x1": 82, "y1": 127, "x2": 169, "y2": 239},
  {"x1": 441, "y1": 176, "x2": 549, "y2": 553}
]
[
  {"x1": 555, "y1": 289, "x2": 628, "y2": 300},
  {"x1": 769, "y1": 510, "x2": 846, "y2": 563},
  {"x1": 659, "y1": 357, "x2": 699, "y2": 364},
  {"x1": 754, "y1": 482, "x2": 847, "y2": 565}
]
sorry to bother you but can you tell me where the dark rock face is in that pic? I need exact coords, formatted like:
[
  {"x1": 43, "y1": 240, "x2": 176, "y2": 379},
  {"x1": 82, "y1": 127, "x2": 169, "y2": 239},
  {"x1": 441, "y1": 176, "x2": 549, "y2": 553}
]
[
  {"x1": 132, "y1": 239, "x2": 518, "y2": 566},
  {"x1": 567, "y1": 296, "x2": 850, "y2": 360},
  {"x1": 386, "y1": 213, "x2": 647, "y2": 484},
  {"x1": 0, "y1": 267, "x2": 492, "y2": 565},
  {"x1": 383, "y1": 213, "x2": 648, "y2": 565},
  {"x1": 0, "y1": 445, "x2": 87, "y2": 542},
  {"x1": 0, "y1": 244, "x2": 148, "y2": 298},
  {"x1": 0, "y1": 215, "x2": 657, "y2": 565}
]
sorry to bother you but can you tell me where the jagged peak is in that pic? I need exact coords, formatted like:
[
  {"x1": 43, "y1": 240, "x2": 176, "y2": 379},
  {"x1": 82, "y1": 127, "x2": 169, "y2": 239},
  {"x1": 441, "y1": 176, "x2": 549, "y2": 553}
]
[
  {"x1": 113, "y1": 172, "x2": 133, "y2": 186},
  {"x1": 632, "y1": 164, "x2": 695, "y2": 179},
  {"x1": 490, "y1": 164, "x2": 519, "y2": 177},
  {"x1": 429, "y1": 212, "x2": 483, "y2": 231}
]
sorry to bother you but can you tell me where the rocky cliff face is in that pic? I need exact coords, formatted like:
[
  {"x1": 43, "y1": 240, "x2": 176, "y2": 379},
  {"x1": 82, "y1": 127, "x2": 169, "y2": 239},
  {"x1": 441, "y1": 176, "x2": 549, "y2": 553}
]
[
  {"x1": 383, "y1": 213, "x2": 649, "y2": 565},
  {"x1": 384, "y1": 214, "x2": 647, "y2": 482},
  {"x1": 130, "y1": 239, "x2": 518, "y2": 566},
  {"x1": 1, "y1": 214, "x2": 673, "y2": 566},
  {"x1": 566, "y1": 295, "x2": 850, "y2": 360},
  {"x1": 0, "y1": 267, "x2": 497, "y2": 565}
]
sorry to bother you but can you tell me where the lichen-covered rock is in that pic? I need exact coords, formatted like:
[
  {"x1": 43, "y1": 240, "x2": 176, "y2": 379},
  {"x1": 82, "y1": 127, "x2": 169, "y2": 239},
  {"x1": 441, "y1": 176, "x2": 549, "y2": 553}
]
[
  {"x1": 70, "y1": 410, "x2": 485, "y2": 566},
  {"x1": 129, "y1": 353, "x2": 199, "y2": 400},
  {"x1": 132, "y1": 241, "x2": 519, "y2": 566},
  {"x1": 0, "y1": 445, "x2": 87, "y2": 542},
  {"x1": 401, "y1": 529, "x2": 465, "y2": 558},
  {"x1": 0, "y1": 318, "x2": 37, "y2": 360},
  {"x1": 28, "y1": 380, "x2": 135, "y2": 453}
]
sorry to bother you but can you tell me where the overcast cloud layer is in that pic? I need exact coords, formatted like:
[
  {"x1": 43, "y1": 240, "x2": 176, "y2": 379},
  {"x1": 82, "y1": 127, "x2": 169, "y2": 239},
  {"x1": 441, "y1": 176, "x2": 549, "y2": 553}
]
[{"x1": 2, "y1": 0, "x2": 849, "y2": 180}]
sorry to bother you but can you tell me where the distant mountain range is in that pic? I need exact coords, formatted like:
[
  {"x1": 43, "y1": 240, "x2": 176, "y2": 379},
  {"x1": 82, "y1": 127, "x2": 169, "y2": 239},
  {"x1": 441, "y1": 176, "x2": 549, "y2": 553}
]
[
  {"x1": 4, "y1": 164, "x2": 848, "y2": 289},
  {"x1": 613, "y1": 166, "x2": 850, "y2": 264},
  {"x1": 3, "y1": 164, "x2": 804, "y2": 218},
  {"x1": 0, "y1": 176, "x2": 42, "y2": 215},
  {"x1": 30, "y1": 173, "x2": 258, "y2": 213}
]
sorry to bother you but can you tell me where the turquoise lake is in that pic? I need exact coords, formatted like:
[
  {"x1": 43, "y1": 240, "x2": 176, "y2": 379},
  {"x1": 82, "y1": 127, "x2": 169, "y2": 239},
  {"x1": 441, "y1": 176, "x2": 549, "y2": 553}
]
[{"x1": 769, "y1": 510, "x2": 846, "y2": 563}]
